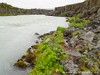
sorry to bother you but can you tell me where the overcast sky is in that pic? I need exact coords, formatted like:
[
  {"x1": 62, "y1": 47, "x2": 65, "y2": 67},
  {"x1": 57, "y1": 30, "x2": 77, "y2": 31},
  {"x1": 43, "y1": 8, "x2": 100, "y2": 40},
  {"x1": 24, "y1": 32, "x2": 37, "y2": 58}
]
[{"x1": 0, "y1": 0, "x2": 85, "y2": 9}]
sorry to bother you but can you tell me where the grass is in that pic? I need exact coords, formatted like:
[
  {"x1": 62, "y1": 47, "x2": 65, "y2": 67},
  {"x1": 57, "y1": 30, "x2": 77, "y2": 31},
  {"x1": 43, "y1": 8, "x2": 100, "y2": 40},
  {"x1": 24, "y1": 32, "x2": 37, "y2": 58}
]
[
  {"x1": 68, "y1": 15, "x2": 90, "y2": 28},
  {"x1": 29, "y1": 27, "x2": 69, "y2": 75},
  {"x1": 0, "y1": 13, "x2": 16, "y2": 16}
]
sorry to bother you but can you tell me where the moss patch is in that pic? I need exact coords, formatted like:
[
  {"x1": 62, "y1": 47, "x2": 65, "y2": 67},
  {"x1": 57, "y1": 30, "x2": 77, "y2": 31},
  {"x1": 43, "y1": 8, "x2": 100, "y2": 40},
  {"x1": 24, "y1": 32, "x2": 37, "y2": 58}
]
[
  {"x1": 68, "y1": 15, "x2": 90, "y2": 28},
  {"x1": 29, "y1": 28, "x2": 69, "y2": 75}
]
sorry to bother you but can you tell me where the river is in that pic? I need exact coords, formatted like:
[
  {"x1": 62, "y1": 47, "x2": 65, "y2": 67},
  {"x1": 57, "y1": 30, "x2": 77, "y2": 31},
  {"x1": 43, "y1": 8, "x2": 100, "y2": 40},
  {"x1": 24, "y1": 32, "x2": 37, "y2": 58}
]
[{"x1": 0, "y1": 15, "x2": 68, "y2": 75}]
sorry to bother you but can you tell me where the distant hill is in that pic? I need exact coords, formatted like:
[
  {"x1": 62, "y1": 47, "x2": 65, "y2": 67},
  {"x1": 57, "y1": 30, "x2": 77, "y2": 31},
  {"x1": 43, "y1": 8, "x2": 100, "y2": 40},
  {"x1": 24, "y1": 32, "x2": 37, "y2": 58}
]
[
  {"x1": 0, "y1": 3, "x2": 18, "y2": 9},
  {"x1": 0, "y1": 3, "x2": 53, "y2": 16}
]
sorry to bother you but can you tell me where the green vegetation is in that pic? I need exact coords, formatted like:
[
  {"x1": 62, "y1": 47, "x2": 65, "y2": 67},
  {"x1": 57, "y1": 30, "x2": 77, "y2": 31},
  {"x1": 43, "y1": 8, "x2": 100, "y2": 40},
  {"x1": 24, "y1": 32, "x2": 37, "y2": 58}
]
[
  {"x1": 29, "y1": 27, "x2": 69, "y2": 75},
  {"x1": 14, "y1": 60, "x2": 27, "y2": 68},
  {"x1": 72, "y1": 31, "x2": 79, "y2": 36},
  {"x1": 0, "y1": 3, "x2": 18, "y2": 9},
  {"x1": 68, "y1": 15, "x2": 90, "y2": 28},
  {"x1": 57, "y1": 26, "x2": 66, "y2": 33},
  {"x1": 0, "y1": 3, "x2": 18, "y2": 16},
  {"x1": 0, "y1": 13, "x2": 15, "y2": 16},
  {"x1": 60, "y1": 12, "x2": 68, "y2": 16}
]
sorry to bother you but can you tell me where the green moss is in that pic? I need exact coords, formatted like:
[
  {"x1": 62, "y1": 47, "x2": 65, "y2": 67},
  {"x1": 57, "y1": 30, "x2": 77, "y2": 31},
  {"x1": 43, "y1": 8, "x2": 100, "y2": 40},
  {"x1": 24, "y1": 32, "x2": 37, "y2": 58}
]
[
  {"x1": 90, "y1": 65, "x2": 99, "y2": 72},
  {"x1": 84, "y1": 45, "x2": 89, "y2": 50},
  {"x1": 72, "y1": 31, "x2": 79, "y2": 36},
  {"x1": 15, "y1": 60, "x2": 27, "y2": 68},
  {"x1": 0, "y1": 13, "x2": 15, "y2": 16},
  {"x1": 57, "y1": 26, "x2": 66, "y2": 33},
  {"x1": 68, "y1": 15, "x2": 90, "y2": 28},
  {"x1": 28, "y1": 31, "x2": 69, "y2": 75}
]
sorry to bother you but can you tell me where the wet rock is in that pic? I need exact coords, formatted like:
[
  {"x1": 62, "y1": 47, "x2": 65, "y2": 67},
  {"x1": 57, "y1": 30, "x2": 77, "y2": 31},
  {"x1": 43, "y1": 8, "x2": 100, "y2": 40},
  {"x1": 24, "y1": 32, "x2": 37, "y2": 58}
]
[
  {"x1": 82, "y1": 31, "x2": 95, "y2": 42},
  {"x1": 27, "y1": 48, "x2": 33, "y2": 54},
  {"x1": 21, "y1": 55, "x2": 27, "y2": 59},
  {"x1": 35, "y1": 33, "x2": 40, "y2": 35},
  {"x1": 35, "y1": 40, "x2": 39, "y2": 43},
  {"x1": 25, "y1": 54, "x2": 35, "y2": 63},
  {"x1": 31, "y1": 45, "x2": 38, "y2": 49},
  {"x1": 14, "y1": 60, "x2": 27, "y2": 68}
]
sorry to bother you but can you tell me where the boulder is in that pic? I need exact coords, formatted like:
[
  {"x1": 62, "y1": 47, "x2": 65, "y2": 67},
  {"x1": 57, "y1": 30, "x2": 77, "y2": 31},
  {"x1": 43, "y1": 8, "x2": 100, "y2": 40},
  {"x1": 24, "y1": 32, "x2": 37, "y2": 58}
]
[
  {"x1": 25, "y1": 54, "x2": 35, "y2": 63},
  {"x1": 31, "y1": 45, "x2": 38, "y2": 49},
  {"x1": 65, "y1": 50, "x2": 81, "y2": 57},
  {"x1": 64, "y1": 60, "x2": 78, "y2": 73},
  {"x1": 82, "y1": 31, "x2": 95, "y2": 42},
  {"x1": 35, "y1": 33, "x2": 40, "y2": 35},
  {"x1": 70, "y1": 36, "x2": 79, "y2": 47},
  {"x1": 14, "y1": 60, "x2": 27, "y2": 68}
]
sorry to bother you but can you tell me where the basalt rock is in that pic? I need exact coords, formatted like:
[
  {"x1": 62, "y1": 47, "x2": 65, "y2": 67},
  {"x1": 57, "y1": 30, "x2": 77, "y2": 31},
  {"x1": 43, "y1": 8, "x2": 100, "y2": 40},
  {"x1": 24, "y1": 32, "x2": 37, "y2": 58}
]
[{"x1": 0, "y1": 3, "x2": 53, "y2": 16}]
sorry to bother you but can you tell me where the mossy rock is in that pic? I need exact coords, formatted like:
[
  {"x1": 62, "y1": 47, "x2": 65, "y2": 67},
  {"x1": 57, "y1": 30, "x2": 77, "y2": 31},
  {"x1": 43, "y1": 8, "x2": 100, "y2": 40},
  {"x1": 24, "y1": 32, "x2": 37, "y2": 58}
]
[
  {"x1": 84, "y1": 45, "x2": 89, "y2": 50},
  {"x1": 72, "y1": 31, "x2": 79, "y2": 36},
  {"x1": 21, "y1": 55, "x2": 27, "y2": 59},
  {"x1": 25, "y1": 54, "x2": 35, "y2": 63},
  {"x1": 31, "y1": 45, "x2": 38, "y2": 49},
  {"x1": 14, "y1": 60, "x2": 27, "y2": 68}
]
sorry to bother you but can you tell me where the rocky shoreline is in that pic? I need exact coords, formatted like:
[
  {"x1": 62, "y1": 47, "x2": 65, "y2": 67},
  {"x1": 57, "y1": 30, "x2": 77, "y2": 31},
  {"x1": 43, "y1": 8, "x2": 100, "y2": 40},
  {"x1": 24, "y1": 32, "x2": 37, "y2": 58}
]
[
  {"x1": 14, "y1": 14, "x2": 100, "y2": 75},
  {"x1": 12, "y1": 0, "x2": 100, "y2": 75}
]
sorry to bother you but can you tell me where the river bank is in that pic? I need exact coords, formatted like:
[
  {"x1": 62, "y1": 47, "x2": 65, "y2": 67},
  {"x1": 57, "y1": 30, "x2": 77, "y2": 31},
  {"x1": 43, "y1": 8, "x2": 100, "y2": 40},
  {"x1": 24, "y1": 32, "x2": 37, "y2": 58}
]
[
  {"x1": 1, "y1": 0, "x2": 100, "y2": 75},
  {"x1": 14, "y1": 13, "x2": 100, "y2": 75}
]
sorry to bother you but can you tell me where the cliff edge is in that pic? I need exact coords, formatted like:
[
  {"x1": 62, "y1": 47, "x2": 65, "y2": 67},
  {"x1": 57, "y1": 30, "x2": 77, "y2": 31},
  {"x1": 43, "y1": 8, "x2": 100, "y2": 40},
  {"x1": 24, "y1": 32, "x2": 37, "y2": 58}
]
[{"x1": 53, "y1": 0, "x2": 100, "y2": 23}]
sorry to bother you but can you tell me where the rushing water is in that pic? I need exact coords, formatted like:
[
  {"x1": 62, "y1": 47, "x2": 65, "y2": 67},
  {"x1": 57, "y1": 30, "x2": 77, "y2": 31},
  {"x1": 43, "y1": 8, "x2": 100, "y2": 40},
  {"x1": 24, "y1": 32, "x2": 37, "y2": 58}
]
[{"x1": 0, "y1": 15, "x2": 68, "y2": 75}]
